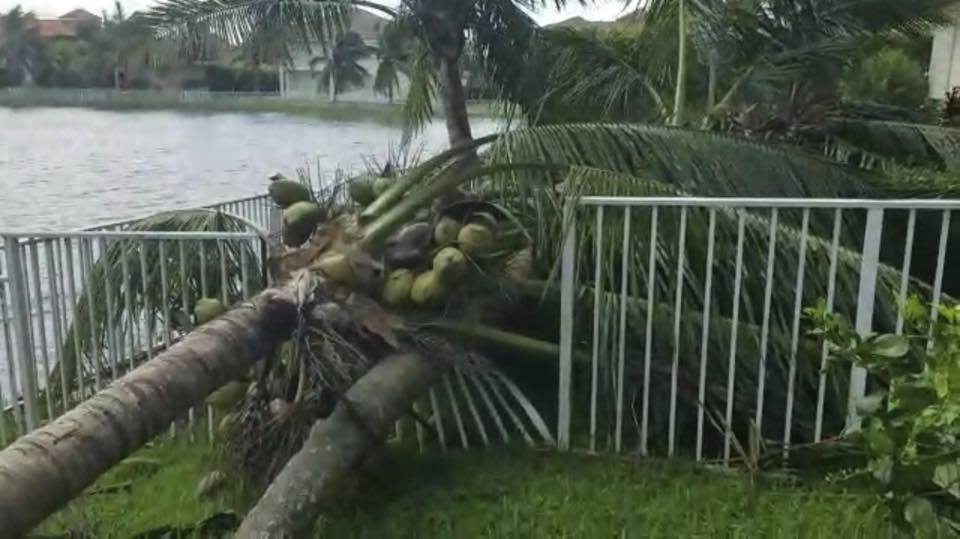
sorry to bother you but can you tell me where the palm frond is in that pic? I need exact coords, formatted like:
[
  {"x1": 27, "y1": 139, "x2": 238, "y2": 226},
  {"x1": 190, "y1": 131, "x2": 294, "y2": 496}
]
[
  {"x1": 401, "y1": 45, "x2": 436, "y2": 144},
  {"x1": 469, "y1": 0, "x2": 541, "y2": 111},
  {"x1": 144, "y1": 0, "x2": 395, "y2": 55},
  {"x1": 487, "y1": 123, "x2": 877, "y2": 198},
  {"x1": 542, "y1": 27, "x2": 669, "y2": 121},
  {"x1": 823, "y1": 119, "x2": 960, "y2": 171}
]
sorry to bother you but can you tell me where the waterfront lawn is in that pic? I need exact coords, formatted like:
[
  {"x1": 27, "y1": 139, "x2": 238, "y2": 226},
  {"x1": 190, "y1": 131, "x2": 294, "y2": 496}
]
[
  {"x1": 36, "y1": 439, "x2": 888, "y2": 537},
  {"x1": 0, "y1": 92, "x2": 500, "y2": 124}
]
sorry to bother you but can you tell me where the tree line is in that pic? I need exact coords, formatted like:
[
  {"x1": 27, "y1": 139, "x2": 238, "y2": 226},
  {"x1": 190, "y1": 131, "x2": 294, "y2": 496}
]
[{"x1": 0, "y1": 3, "x2": 497, "y2": 99}]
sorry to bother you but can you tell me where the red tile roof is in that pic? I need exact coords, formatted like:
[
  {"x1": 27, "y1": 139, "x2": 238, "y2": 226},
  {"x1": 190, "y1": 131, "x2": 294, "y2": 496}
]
[
  {"x1": 35, "y1": 19, "x2": 76, "y2": 38},
  {"x1": 59, "y1": 8, "x2": 100, "y2": 21}
]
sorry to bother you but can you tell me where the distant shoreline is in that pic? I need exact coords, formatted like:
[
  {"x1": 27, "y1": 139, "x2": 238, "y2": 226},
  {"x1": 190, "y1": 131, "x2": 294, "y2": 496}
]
[{"x1": 0, "y1": 89, "x2": 500, "y2": 124}]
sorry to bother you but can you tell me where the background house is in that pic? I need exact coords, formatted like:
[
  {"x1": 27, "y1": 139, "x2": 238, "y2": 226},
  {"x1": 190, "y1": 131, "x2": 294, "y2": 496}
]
[
  {"x1": 39, "y1": 8, "x2": 101, "y2": 37},
  {"x1": 931, "y1": 22, "x2": 960, "y2": 98},
  {"x1": 0, "y1": 8, "x2": 101, "y2": 41}
]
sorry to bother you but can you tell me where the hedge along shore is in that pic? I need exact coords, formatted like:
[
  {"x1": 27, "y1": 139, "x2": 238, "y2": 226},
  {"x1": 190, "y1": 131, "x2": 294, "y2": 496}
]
[{"x1": 0, "y1": 89, "x2": 500, "y2": 124}]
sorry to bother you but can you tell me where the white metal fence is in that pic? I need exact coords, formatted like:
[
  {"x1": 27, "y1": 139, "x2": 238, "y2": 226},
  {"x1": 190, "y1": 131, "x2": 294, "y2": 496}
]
[
  {"x1": 0, "y1": 194, "x2": 279, "y2": 446},
  {"x1": 557, "y1": 197, "x2": 959, "y2": 461}
]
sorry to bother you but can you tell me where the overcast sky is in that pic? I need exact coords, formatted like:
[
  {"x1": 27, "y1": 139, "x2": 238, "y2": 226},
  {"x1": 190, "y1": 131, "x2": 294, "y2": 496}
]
[{"x1": 0, "y1": 0, "x2": 630, "y2": 24}]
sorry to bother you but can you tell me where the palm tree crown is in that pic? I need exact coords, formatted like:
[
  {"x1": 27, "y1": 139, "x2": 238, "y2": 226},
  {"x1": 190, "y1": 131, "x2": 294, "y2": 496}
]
[
  {"x1": 0, "y1": 6, "x2": 43, "y2": 85},
  {"x1": 310, "y1": 30, "x2": 375, "y2": 101}
]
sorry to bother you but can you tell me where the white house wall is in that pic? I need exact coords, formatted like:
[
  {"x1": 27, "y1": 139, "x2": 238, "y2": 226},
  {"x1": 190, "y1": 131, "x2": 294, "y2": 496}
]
[{"x1": 930, "y1": 24, "x2": 960, "y2": 99}]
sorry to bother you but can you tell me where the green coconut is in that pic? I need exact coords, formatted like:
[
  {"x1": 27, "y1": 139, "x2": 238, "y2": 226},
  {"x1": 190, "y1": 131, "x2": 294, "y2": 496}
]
[
  {"x1": 194, "y1": 298, "x2": 225, "y2": 325},
  {"x1": 205, "y1": 381, "x2": 248, "y2": 410},
  {"x1": 282, "y1": 201, "x2": 324, "y2": 247},
  {"x1": 457, "y1": 223, "x2": 495, "y2": 256},
  {"x1": 348, "y1": 176, "x2": 377, "y2": 206},
  {"x1": 373, "y1": 176, "x2": 394, "y2": 197},
  {"x1": 382, "y1": 269, "x2": 415, "y2": 306},
  {"x1": 433, "y1": 247, "x2": 468, "y2": 282},
  {"x1": 313, "y1": 253, "x2": 354, "y2": 284},
  {"x1": 434, "y1": 217, "x2": 462, "y2": 246},
  {"x1": 411, "y1": 270, "x2": 445, "y2": 305},
  {"x1": 268, "y1": 179, "x2": 312, "y2": 208}
]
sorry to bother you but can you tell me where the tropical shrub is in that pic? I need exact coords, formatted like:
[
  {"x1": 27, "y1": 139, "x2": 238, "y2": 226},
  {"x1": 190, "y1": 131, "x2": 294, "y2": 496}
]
[
  {"x1": 842, "y1": 47, "x2": 929, "y2": 110},
  {"x1": 808, "y1": 298, "x2": 960, "y2": 535}
]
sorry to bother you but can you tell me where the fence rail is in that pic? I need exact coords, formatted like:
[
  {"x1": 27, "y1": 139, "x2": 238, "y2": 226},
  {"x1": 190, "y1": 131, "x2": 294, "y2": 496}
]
[{"x1": 557, "y1": 197, "x2": 959, "y2": 461}]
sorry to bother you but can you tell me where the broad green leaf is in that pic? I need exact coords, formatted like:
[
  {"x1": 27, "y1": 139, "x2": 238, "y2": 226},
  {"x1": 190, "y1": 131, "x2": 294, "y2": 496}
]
[
  {"x1": 891, "y1": 384, "x2": 939, "y2": 414},
  {"x1": 933, "y1": 462, "x2": 960, "y2": 499},
  {"x1": 869, "y1": 455, "x2": 894, "y2": 484},
  {"x1": 868, "y1": 334, "x2": 910, "y2": 359},
  {"x1": 904, "y1": 496, "x2": 939, "y2": 536},
  {"x1": 865, "y1": 427, "x2": 896, "y2": 457}
]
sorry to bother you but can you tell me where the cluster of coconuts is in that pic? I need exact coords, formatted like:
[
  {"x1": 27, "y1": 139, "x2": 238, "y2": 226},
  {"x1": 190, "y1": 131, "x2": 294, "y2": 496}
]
[
  {"x1": 381, "y1": 213, "x2": 497, "y2": 308},
  {"x1": 268, "y1": 175, "x2": 324, "y2": 247}
]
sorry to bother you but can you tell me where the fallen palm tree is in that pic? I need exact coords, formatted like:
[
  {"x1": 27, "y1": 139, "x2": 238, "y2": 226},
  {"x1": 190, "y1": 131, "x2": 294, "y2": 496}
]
[{"x1": 0, "y1": 123, "x2": 941, "y2": 535}]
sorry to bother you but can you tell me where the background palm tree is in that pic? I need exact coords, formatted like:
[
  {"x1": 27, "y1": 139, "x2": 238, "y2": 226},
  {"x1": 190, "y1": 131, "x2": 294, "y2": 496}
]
[
  {"x1": 373, "y1": 22, "x2": 412, "y2": 104},
  {"x1": 0, "y1": 6, "x2": 43, "y2": 86},
  {"x1": 530, "y1": 0, "x2": 954, "y2": 130},
  {"x1": 310, "y1": 30, "x2": 374, "y2": 102},
  {"x1": 97, "y1": 2, "x2": 162, "y2": 89}
]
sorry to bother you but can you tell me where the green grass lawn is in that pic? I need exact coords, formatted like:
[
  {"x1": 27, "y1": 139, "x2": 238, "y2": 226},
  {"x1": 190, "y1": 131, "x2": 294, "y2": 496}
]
[{"x1": 36, "y1": 438, "x2": 890, "y2": 538}]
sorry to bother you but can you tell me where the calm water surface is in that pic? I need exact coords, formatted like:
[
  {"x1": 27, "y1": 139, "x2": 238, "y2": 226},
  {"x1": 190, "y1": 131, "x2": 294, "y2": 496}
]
[{"x1": 0, "y1": 107, "x2": 499, "y2": 230}]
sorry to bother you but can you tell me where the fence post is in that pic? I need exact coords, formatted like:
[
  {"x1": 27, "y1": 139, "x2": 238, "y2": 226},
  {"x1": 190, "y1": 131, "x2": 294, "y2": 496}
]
[
  {"x1": 557, "y1": 199, "x2": 577, "y2": 450},
  {"x1": 1, "y1": 235, "x2": 40, "y2": 431},
  {"x1": 847, "y1": 208, "x2": 884, "y2": 431},
  {"x1": 269, "y1": 203, "x2": 283, "y2": 239}
]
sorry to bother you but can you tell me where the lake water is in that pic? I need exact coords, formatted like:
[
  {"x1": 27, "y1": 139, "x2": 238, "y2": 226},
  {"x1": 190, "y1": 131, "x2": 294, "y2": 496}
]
[{"x1": 0, "y1": 107, "x2": 500, "y2": 230}]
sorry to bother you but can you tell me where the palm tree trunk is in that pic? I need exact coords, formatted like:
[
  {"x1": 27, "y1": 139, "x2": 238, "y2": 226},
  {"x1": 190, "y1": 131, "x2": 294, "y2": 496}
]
[
  {"x1": 114, "y1": 51, "x2": 123, "y2": 90},
  {"x1": 236, "y1": 353, "x2": 440, "y2": 537},
  {"x1": 707, "y1": 53, "x2": 717, "y2": 111},
  {"x1": 0, "y1": 290, "x2": 297, "y2": 536},
  {"x1": 671, "y1": 0, "x2": 688, "y2": 126},
  {"x1": 437, "y1": 55, "x2": 474, "y2": 148},
  {"x1": 330, "y1": 69, "x2": 337, "y2": 103}
]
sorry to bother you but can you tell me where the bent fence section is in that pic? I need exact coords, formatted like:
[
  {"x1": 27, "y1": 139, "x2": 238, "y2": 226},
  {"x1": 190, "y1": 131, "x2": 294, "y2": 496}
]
[
  {"x1": 0, "y1": 194, "x2": 277, "y2": 446},
  {"x1": 557, "y1": 197, "x2": 960, "y2": 461}
]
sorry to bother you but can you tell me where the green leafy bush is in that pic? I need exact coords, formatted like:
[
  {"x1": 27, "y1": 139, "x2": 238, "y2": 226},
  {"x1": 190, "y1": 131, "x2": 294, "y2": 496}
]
[
  {"x1": 808, "y1": 298, "x2": 960, "y2": 535},
  {"x1": 842, "y1": 47, "x2": 928, "y2": 109}
]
